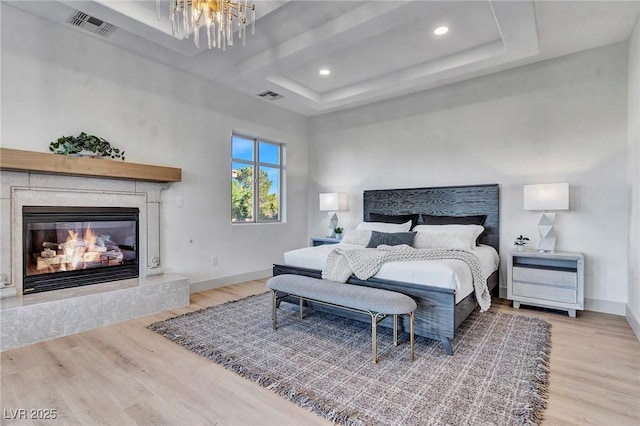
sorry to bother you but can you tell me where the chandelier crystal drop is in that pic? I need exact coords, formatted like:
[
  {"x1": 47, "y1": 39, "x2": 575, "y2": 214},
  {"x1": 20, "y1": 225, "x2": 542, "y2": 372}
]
[{"x1": 158, "y1": 0, "x2": 255, "y2": 51}]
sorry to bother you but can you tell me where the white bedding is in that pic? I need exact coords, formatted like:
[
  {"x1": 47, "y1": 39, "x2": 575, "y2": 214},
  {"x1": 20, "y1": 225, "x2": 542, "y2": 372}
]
[{"x1": 283, "y1": 244, "x2": 500, "y2": 303}]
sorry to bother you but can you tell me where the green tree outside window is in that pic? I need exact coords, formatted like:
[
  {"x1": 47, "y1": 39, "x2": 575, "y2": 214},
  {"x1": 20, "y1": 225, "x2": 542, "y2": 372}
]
[{"x1": 231, "y1": 135, "x2": 283, "y2": 223}]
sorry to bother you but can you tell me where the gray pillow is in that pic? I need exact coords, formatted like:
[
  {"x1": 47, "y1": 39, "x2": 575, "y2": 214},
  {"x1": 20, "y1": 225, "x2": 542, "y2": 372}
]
[{"x1": 366, "y1": 231, "x2": 416, "y2": 248}]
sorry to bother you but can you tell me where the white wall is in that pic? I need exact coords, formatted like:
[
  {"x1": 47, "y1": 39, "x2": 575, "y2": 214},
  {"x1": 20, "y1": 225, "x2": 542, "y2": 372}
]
[
  {"x1": 0, "y1": 4, "x2": 309, "y2": 289},
  {"x1": 1, "y1": 3, "x2": 635, "y2": 316},
  {"x1": 309, "y1": 43, "x2": 629, "y2": 314},
  {"x1": 627, "y1": 16, "x2": 640, "y2": 337}
]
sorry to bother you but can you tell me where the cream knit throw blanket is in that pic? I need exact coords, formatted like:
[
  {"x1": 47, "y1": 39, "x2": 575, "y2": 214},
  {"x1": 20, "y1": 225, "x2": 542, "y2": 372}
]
[{"x1": 322, "y1": 244, "x2": 491, "y2": 312}]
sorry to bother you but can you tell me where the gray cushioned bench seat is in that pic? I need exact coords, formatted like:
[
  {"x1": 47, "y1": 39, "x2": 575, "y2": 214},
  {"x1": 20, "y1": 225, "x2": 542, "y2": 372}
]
[{"x1": 267, "y1": 274, "x2": 416, "y2": 363}]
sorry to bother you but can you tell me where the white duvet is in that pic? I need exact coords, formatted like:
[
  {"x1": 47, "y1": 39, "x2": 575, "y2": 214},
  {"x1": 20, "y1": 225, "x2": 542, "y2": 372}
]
[{"x1": 283, "y1": 243, "x2": 500, "y2": 303}]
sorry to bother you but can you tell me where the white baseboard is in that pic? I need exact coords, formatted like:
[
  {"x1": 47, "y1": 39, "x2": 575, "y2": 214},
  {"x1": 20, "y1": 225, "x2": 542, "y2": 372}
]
[
  {"x1": 584, "y1": 298, "x2": 626, "y2": 315},
  {"x1": 498, "y1": 287, "x2": 625, "y2": 316},
  {"x1": 626, "y1": 305, "x2": 640, "y2": 341},
  {"x1": 190, "y1": 269, "x2": 272, "y2": 294}
]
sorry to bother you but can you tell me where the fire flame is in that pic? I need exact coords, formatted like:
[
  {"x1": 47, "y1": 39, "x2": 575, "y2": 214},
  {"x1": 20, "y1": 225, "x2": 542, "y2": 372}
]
[
  {"x1": 31, "y1": 224, "x2": 126, "y2": 276},
  {"x1": 60, "y1": 225, "x2": 100, "y2": 271}
]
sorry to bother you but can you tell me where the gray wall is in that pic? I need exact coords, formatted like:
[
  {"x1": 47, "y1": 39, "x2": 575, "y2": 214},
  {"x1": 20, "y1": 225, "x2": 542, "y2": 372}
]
[
  {"x1": 309, "y1": 43, "x2": 629, "y2": 314},
  {"x1": 627, "y1": 16, "x2": 640, "y2": 336},
  {"x1": 0, "y1": 4, "x2": 310, "y2": 289}
]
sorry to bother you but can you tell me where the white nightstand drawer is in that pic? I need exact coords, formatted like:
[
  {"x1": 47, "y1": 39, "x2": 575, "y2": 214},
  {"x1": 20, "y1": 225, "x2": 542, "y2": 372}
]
[
  {"x1": 512, "y1": 281, "x2": 577, "y2": 304},
  {"x1": 513, "y1": 266, "x2": 577, "y2": 288}
]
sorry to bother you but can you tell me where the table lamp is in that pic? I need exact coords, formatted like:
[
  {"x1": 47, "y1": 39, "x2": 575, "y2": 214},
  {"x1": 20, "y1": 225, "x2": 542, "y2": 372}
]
[
  {"x1": 524, "y1": 183, "x2": 569, "y2": 253},
  {"x1": 319, "y1": 192, "x2": 348, "y2": 238}
]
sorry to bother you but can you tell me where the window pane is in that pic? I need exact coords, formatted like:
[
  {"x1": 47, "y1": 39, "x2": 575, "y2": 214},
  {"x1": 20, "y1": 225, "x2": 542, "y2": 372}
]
[
  {"x1": 258, "y1": 166, "x2": 279, "y2": 221},
  {"x1": 259, "y1": 141, "x2": 280, "y2": 165},
  {"x1": 232, "y1": 135, "x2": 254, "y2": 161},
  {"x1": 231, "y1": 162, "x2": 254, "y2": 222},
  {"x1": 231, "y1": 134, "x2": 283, "y2": 224}
]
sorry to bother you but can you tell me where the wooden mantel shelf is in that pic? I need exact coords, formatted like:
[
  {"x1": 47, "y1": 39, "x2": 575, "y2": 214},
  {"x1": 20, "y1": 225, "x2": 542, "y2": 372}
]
[{"x1": 0, "y1": 148, "x2": 181, "y2": 183}]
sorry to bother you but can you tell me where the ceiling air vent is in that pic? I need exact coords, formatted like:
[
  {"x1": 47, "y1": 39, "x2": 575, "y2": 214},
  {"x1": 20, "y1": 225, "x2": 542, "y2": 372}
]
[
  {"x1": 67, "y1": 11, "x2": 117, "y2": 37},
  {"x1": 257, "y1": 91, "x2": 283, "y2": 101}
]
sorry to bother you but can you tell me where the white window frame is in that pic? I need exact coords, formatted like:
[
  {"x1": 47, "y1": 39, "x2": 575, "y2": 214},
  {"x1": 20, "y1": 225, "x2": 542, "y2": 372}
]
[{"x1": 231, "y1": 134, "x2": 284, "y2": 223}]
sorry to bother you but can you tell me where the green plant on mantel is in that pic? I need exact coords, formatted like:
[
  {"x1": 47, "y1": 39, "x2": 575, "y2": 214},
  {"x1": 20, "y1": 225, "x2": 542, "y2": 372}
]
[{"x1": 49, "y1": 132, "x2": 125, "y2": 161}]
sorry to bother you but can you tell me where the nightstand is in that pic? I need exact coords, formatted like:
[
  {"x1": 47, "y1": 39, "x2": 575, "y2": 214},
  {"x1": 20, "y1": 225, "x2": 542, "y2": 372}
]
[
  {"x1": 310, "y1": 237, "x2": 341, "y2": 246},
  {"x1": 507, "y1": 250, "x2": 584, "y2": 317}
]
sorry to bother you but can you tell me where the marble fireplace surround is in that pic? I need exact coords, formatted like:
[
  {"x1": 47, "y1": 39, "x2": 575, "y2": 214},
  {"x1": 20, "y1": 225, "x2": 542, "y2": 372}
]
[{"x1": 0, "y1": 170, "x2": 189, "y2": 351}]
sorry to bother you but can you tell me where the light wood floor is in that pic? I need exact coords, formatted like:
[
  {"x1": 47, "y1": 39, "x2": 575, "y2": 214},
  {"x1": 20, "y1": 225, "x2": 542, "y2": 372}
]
[{"x1": 1, "y1": 279, "x2": 639, "y2": 426}]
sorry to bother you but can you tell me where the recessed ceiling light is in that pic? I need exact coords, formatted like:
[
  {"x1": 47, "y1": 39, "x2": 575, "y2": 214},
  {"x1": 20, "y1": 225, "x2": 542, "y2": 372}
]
[
  {"x1": 319, "y1": 68, "x2": 331, "y2": 76},
  {"x1": 434, "y1": 26, "x2": 449, "y2": 36}
]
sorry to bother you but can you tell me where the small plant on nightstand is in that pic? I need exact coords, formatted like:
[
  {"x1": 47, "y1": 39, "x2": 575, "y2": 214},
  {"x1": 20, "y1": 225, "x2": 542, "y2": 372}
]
[
  {"x1": 514, "y1": 235, "x2": 529, "y2": 251},
  {"x1": 334, "y1": 227, "x2": 344, "y2": 240}
]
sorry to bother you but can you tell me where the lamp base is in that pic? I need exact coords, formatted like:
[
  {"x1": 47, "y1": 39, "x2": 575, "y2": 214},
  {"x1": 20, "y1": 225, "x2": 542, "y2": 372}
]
[
  {"x1": 537, "y1": 212, "x2": 557, "y2": 253},
  {"x1": 327, "y1": 212, "x2": 338, "y2": 238}
]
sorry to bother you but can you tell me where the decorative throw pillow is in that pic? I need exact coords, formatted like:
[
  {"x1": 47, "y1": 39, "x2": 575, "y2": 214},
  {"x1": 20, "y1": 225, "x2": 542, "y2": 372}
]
[
  {"x1": 412, "y1": 225, "x2": 485, "y2": 251},
  {"x1": 356, "y1": 220, "x2": 412, "y2": 233},
  {"x1": 416, "y1": 220, "x2": 487, "y2": 246},
  {"x1": 369, "y1": 213, "x2": 420, "y2": 229},
  {"x1": 366, "y1": 231, "x2": 416, "y2": 248},
  {"x1": 341, "y1": 229, "x2": 372, "y2": 246},
  {"x1": 413, "y1": 232, "x2": 476, "y2": 251}
]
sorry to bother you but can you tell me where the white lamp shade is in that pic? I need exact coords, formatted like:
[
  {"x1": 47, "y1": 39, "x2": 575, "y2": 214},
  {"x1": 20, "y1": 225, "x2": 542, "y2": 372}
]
[
  {"x1": 319, "y1": 192, "x2": 348, "y2": 211},
  {"x1": 524, "y1": 183, "x2": 569, "y2": 211}
]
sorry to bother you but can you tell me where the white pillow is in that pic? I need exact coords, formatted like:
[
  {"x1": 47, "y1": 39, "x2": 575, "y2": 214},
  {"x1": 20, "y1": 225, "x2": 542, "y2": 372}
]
[
  {"x1": 413, "y1": 232, "x2": 476, "y2": 251},
  {"x1": 412, "y1": 224, "x2": 484, "y2": 251},
  {"x1": 341, "y1": 229, "x2": 372, "y2": 246},
  {"x1": 356, "y1": 220, "x2": 412, "y2": 233}
]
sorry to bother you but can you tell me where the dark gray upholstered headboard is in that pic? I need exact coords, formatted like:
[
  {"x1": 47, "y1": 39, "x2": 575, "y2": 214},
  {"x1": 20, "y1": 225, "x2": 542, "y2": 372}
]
[{"x1": 363, "y1": 184, "x2": 500, "y2": 252}]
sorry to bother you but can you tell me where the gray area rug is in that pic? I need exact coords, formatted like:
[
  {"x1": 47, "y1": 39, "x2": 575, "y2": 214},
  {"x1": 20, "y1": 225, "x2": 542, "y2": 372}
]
[{"x1": 149, "y1": 292, "x2": 551, "y2": 425}]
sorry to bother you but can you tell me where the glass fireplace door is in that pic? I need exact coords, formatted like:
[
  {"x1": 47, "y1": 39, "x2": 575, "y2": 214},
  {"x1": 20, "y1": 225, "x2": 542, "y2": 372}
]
[{"x1": 23, "y1": 206, "x2": 139, "y2": 294}]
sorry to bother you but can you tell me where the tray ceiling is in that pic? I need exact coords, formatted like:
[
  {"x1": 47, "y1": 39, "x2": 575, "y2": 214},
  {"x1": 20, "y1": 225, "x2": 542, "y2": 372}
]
[{"x1": 7, "y1": 1, "x2": 640, "y2": 116}]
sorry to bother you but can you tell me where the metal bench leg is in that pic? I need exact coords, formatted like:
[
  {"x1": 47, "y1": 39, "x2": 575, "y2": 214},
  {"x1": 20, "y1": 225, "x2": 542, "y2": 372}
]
[
  {"x1": 299, "y1": 297, "x2": 304, "y2": 319},
  {"x1": 410, "y1": 311, "x2": 415, "y2": 361},
  {"x1": 369, "y1": 312, "x2": 387, "y2": 363},
  {"x1": 371, "y1": 313, "x2": 378, "y2": 364},
  {"x1": 271, "y1": 290, "x2": 278, "y2": 330},
  {"x1": 393, "y1": 314, "x2": 398, "y2": 346}
]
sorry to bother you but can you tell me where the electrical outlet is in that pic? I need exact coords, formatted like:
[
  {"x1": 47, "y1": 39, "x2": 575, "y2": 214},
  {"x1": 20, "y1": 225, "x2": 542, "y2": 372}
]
[
  {"x1": 211, "y1": 256, "x2": 218, "y2": 266},
  {"x1": 176, "y1": 197, "x2": 184, "y2": 208}
]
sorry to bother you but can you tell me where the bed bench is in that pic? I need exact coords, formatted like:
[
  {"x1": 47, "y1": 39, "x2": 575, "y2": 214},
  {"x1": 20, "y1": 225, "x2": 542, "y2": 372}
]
[{"x1": 266, "y1": 274, "x2": 417, "y2": 363}]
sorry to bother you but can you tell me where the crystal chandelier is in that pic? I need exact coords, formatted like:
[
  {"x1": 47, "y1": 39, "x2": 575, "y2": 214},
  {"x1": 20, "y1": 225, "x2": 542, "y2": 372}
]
[{"x1": 158, "y1": 0, "x2": 255, "y2": 51}]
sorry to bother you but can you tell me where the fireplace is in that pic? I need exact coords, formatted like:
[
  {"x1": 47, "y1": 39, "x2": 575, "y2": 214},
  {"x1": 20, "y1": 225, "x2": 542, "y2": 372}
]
[
  {"x1": 0, "y1": 171, "x2": 190, "y2": 352},
  {"x1": 22, "y1": 206, "x2": 139, "y2": 294}
]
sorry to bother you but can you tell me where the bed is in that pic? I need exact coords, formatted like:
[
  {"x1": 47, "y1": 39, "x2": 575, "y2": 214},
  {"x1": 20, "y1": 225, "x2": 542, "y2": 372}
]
[{"x1": 273, "y1": 184, "x2": 500, "y2": 355}]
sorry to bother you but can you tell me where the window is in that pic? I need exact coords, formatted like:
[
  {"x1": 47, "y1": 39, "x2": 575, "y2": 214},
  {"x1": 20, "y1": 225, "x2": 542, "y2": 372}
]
[{"x1": 231, "y1": 134, "x2": 284, "y2": 223}]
